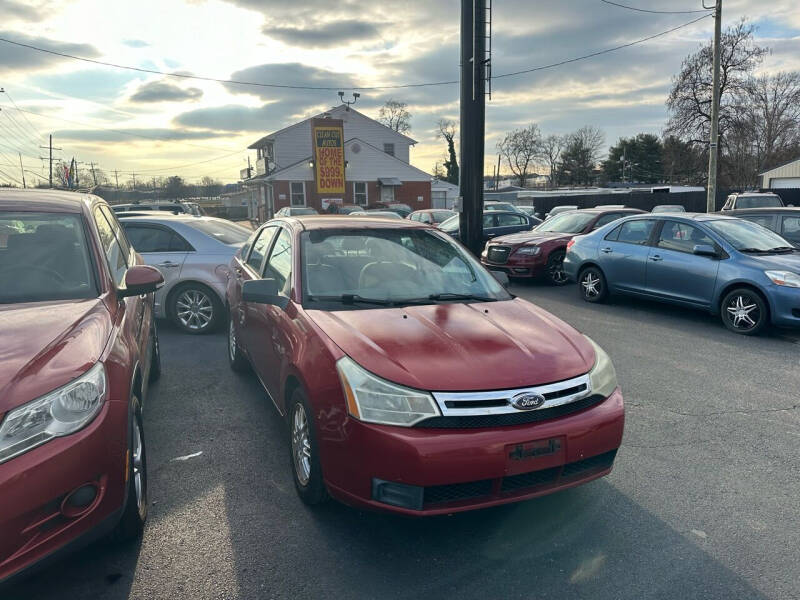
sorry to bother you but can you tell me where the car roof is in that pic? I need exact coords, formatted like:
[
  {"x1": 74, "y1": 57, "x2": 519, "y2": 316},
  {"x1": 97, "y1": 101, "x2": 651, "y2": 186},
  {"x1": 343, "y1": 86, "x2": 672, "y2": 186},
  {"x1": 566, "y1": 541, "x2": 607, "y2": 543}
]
[
  {"x1": 0, "y1": 189, "x2": 94, "y2": 213},
  {"x1": 622, "y1": 212, "x2": 740, "y2": 222},
  {"x1": 730, "y1": 191, "x2": 780, "y2": 196},
  {"x1": 274, "y1": 215, "x2": 430, "y2": 231},
  {"x1": 721, "y1": 207, "x2": 798, "y2": 214},
  {"x1": 116, "y1": 214, "x2": 219, "y2": 224}
]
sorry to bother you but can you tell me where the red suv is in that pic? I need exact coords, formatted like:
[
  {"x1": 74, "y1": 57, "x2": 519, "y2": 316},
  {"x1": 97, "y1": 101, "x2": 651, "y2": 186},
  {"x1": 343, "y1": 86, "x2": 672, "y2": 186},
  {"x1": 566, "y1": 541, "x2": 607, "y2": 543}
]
[
  {"x1": 482, "y1": 208, "x2": 644, "y2": 284},
  {"x1": 0, "y1": 191, "x2": 163, "y2": 584},
  {"x1": 226, "y1": 215, "x2": 624, "y2": 515}
]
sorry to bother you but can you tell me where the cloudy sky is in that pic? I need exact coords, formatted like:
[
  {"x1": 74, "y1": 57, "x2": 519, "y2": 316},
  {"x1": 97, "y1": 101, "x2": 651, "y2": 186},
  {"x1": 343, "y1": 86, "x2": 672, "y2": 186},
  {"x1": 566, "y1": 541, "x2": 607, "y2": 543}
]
[{"x1": 1, "y1": 0, "x2": 798, "y2": 185}]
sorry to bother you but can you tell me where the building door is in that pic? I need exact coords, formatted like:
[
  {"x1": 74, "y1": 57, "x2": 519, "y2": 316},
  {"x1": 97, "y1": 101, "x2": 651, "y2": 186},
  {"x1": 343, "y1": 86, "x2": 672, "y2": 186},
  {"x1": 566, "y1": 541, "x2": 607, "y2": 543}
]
[{"x1": 380, "y1": 185, "x2": 395, "y2": 203}]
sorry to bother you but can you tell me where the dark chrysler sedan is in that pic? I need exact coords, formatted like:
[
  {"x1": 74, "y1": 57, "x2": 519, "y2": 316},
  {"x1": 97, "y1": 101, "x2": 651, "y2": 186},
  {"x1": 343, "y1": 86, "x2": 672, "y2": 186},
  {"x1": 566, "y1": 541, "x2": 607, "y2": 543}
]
[
  {"x1": 482, "y1": 208, "x2": 645, "y2": 284},
  {"x1": 226, "y1": 216, "x2": 624, "y2": 515},
  {"x1": 0, "y1": 190, "x2": 163, "y2": 584}
]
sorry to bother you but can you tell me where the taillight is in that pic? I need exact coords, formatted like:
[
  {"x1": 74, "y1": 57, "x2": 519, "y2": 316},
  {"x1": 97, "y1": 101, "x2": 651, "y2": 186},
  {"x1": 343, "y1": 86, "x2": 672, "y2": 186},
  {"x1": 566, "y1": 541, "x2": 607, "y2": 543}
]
[{"x1": 566, "y1": 239, "x2": 575, "y2": 252}]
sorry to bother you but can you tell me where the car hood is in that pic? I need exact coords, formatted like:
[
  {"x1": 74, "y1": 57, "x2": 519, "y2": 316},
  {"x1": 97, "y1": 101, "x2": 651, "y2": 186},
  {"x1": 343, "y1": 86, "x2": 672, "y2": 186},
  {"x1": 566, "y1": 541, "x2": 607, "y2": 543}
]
[
  {"x1": 306, "y1": 299, "x2": 595, "y2": 391},
  {"x1": 0, "y1": 299, "x2": 111, "y2": 414},
  {"x1": 492, "y1": 231, "x2": 574, "y2": 247},
  {"x1": 744, "y1": 252, "x2": 800, "y2": 271}
]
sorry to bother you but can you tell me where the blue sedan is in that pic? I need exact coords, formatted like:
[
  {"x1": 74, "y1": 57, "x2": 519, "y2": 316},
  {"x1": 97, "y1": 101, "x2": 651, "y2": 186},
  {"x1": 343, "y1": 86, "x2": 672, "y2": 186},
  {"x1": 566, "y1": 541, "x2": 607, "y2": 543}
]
[{"x1": 563, "y1": 213, "x2": 800, "y2": 335}]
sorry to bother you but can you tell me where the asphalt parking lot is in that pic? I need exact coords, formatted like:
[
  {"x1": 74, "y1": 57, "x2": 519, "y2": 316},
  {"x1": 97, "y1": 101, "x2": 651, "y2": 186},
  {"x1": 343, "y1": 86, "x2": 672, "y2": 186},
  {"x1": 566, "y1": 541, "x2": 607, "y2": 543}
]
[{"x1": 7, "y1": 282, "x2": 799, "y2": 600}]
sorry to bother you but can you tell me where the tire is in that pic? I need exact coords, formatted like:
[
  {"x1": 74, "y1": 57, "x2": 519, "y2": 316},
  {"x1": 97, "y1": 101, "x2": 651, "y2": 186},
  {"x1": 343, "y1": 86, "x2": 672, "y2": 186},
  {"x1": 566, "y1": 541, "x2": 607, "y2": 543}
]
[
  {"x1": 720, "y1": 288, "x2": 768, "y2": 335},
  {"x1": 288, "y1": 388, "x2": 328, "y2": 506},
  {"x1": 111, "y1": 397, "x2": 147, "y2": 541},
  {"x1": 578, "y1": 266, "x2": 608, "y2": 303},
  {"x1": 168, "y1": 283, "x2": 223, "y2": 335},
  {"x1": 227, "y1": 313, "x2": 250, "y2": 373},
  {"x1": 545, "y1": 250, "x2": 568, "y2": 286},
  {"x1": 148, "y1": 320, "x2": 161, "y2": 383}
]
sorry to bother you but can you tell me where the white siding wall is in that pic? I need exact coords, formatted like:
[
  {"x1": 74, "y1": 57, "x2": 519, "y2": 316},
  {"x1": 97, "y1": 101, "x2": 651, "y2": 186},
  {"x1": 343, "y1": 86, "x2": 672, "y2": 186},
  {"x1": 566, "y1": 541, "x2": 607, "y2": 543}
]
[
  {"x1": 273, "y1": 107, "x2": 412, "y2": 169},
  {"x1": 762, "y1": 159, "x2": 800, "y2": 188},
  {"x1": 344, "y1": 141, "x2": 428, "y2": 181}
]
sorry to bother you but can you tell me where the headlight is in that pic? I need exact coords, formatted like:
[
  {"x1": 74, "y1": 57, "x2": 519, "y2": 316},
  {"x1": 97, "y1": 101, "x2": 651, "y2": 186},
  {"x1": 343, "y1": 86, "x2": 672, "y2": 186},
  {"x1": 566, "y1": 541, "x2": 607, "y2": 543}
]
[
  {"x1": 514, "y1": 246, "x2": 541, "y2": 256},
  {"x1": 336, "y1": 357, "x2": 440, "y2": 427},
  {"x1": 584, "y1": 336, "x2": 618, "y2": 398},
  {"x1": 765, "y1": 270, "x2": 800, "y2": 288},
  {"x1": 0, "y1": 362, "x2": 107, "y2": 464}
]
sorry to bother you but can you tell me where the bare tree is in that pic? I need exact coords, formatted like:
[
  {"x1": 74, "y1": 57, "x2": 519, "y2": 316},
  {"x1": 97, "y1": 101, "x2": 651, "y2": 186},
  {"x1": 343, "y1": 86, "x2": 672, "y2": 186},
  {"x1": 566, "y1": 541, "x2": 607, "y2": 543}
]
[
  {"x1": 666, "y1": 20, "x2": 767, "y2": 149},
  {"x1": 540, "y1": 134, "x2": 565, "y2": 187},
  {"x1": 437, "y1": 119, "x2": 459, "y2": 185},
  {"x1": 557, "y1": 126, "x2": 605, "y2": 186},
  {"x1": 432, "y1": 161, "x2": 446, "y2": 179},
  {"x1": 378, "y1": 100, "x2": 411, "y2": 133},
  {"x1": 497, "y1": 124, "x2": 543, "y2": 187}
]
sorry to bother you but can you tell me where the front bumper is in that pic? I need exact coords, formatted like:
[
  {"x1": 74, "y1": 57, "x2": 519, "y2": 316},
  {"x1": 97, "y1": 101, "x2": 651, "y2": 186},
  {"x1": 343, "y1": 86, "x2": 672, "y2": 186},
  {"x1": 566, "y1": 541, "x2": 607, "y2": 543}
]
[
  {"x1": 0, "y1": 401, "x2": 127, "y2": 584},
  {"x1": 481, "y1": 252, "x2": 548, "y2": 278},
  {"x1": 766, "y1": 285, "x2": 800, "y2": 327},
  {"x1": 320, "y1": 388, "x2": 624, "y2": 515}
]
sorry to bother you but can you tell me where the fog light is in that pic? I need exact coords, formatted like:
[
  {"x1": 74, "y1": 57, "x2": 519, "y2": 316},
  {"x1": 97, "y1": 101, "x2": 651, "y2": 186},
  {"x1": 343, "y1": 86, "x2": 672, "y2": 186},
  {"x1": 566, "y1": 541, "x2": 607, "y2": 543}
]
[
  {"x1": 61, "y1": 483, "x2": 98, "y2": 517},
  {"x1": 372, "y1": 478, "x2": 424, "y2": 510}
]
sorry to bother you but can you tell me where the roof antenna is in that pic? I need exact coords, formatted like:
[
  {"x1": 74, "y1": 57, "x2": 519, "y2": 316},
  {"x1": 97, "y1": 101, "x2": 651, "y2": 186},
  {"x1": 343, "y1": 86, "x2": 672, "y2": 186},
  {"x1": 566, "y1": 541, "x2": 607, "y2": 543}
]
[{"x1": 338, "y1": 91, "x2": 360, "y2": 111}]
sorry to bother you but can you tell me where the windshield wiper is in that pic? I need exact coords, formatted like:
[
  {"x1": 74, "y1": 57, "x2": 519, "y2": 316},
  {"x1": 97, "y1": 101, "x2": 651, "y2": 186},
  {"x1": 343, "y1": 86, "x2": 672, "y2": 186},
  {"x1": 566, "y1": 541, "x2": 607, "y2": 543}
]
[
  {"x1": 739, "y1": 246, "x2": 796, "y2": 254},
  {"x1": 767, "y1": 246, "x2": 796, "y2": 253},
  {"x1": 427, "y1": 293, "x2": 498, "y2": 302},
  {"x1": 307, "y1": 294, "x2": 395, "y2": 306},
  {"x1": 738, "y1": 247, "x2": 770, "y2": 254}
]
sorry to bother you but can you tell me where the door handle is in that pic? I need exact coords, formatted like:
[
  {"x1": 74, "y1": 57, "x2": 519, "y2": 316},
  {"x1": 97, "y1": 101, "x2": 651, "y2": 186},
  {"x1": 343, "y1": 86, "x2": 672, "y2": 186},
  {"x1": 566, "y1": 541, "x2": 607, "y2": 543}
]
[
  {"x1": 156, "y1": 261, "x2": 180, "y2": 268},
  {"x1": 649, "y1": 255, "x2": 663, "y2": 262},
  {"x1": 601, "y1": 247, "x2": 613, "y2": 254}
]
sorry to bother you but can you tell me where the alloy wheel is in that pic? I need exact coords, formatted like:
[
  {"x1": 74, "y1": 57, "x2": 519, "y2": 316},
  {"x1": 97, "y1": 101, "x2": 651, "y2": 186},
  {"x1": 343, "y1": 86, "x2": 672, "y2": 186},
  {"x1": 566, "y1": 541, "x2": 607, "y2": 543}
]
[
  {"x1": 228, "y1": 319, "x2": 237, "y2": 361},
  {"x1": 548, "y1": 257, "x2": 567, "y2": 284},
  {"x1": 291, "y1": 403, "x2": 312, "y2": 486},
  {"x1": 582, "y1": 272, "x2": 602, "y2": 298},
  {"x1": 176, "y1": 289, "x2": 213, "y2": 331},
  {"x1": 725, "y1": 294, "x2": 760, "y2": 331},
  {"x1": 132, "y1": 419, "x2": 146, "y2": 518}
]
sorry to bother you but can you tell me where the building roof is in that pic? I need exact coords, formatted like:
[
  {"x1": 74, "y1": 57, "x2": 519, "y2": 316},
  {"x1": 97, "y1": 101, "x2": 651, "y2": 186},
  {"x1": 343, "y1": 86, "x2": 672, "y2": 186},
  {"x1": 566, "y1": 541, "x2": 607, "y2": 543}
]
[
  {"x1": 760, "y1": 157, "x2": 800, "y2": 176},
  {"x1": 248, "y1": 105, "x2": 417, "y2": 149}
]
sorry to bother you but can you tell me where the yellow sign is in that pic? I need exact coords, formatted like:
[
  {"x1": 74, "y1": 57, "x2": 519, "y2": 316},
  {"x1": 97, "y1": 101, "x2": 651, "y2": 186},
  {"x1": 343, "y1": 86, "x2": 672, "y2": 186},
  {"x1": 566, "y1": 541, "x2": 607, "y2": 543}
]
[{"x1": 312, "y1": 121, "x2": 345, "y2": 195}]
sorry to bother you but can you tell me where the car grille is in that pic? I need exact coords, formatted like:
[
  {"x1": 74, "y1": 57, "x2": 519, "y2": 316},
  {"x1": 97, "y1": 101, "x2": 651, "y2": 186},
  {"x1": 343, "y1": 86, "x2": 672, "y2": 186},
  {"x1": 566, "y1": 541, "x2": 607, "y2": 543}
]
[
  {"x1": 422, "y1": 450, "x2": 617, "y2": 506},
  {"x1": 416, "y1": 373, "x2": 596, "y2": 429},
  {"x1": 487, "y1": 245, "x2": 512, "y2": 264}
]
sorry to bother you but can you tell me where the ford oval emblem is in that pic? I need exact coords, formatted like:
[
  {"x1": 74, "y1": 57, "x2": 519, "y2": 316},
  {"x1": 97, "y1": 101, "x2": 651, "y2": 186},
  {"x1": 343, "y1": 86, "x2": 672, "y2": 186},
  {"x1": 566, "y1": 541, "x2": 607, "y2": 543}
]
[{"x1": 510, "y1": 393, "x2": 546, "y2": 411}]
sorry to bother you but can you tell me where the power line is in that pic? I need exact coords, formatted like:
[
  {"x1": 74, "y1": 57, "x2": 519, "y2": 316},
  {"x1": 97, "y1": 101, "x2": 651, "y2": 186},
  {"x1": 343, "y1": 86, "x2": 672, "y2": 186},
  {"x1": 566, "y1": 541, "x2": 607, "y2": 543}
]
[
  {"x1": 493, "y1": 13, "x2": 712, "y2": 79},
  {"x1": 599, "y1": 0, "x2": 712, "y2": 14},
  {"x1": 0, "y1": 15, "x2": 713, "y2": 91},
  {"x1": 1, "y1": 89, "x2": 45, "y2": 138}
]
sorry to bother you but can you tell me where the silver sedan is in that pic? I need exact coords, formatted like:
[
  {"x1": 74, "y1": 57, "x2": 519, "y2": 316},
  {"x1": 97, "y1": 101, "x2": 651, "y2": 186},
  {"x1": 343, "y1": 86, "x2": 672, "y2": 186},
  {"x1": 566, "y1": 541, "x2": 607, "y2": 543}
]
[{"x1": 119, "y1": 214, "x2": 251, "y2": 334}]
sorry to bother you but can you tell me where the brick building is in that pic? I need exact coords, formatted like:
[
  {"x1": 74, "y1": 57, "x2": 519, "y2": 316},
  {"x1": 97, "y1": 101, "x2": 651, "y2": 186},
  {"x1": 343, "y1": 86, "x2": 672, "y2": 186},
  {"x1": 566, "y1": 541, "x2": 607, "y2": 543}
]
[{"x1": 244, "y1": 105, "x2": 432, "y2": 220}]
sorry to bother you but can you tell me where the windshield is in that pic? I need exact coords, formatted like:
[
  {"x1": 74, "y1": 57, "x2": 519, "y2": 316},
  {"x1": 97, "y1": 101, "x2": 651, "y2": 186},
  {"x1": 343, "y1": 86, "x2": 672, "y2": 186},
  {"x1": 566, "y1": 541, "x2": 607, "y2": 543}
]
[
  {"x1": 302, "y1": 229, "x2": 509, "y2": 308},
  {"x1": 705, "y1": 219, "x2": 793, "y2": 251},
  {"x1": 438, "y1": 214, "x2": 460, "y2": 233},
  {"x1": 0, "y1": 212, "x2": 96, "y2": 304},
  {"x1": 652, "y1": 205, "x2": 685, "y2": 213},
  {"x1": 486, "y1": 203, "x2": 515, "y2": 212},
  {"x1": 187, "y1": 219, "x2": 250, "y2": 245},
  {"x1": 736, "y1": 195, "x2": 782, "y2": 208},
  {"x1": 535, "y1": 212, "x2": 596, "y2": 233},
  {"x1": 291, "y1": 208, "x2": 317, "y2": 215}
]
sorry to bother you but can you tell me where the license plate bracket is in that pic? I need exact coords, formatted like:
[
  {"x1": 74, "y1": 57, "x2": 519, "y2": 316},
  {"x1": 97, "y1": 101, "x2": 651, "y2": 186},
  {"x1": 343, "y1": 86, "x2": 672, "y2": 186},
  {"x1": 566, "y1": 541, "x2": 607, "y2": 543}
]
[{"x1": 504, "y1": 437, "x2": 566, "y2": 476}]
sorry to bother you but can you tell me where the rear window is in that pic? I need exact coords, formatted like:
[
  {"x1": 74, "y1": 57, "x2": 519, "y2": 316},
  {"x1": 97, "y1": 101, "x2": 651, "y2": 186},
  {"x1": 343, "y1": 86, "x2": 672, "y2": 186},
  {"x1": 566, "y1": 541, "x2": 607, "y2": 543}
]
[
  {"x1": 187, "y1": 219, "x2": 251, "y2": 245},
  {"x1": 0, "y1": 212, "x2": 96, "y2": 304},
  {"x1": 736, "y1": 195, "x2": 783, "y2": 209}
]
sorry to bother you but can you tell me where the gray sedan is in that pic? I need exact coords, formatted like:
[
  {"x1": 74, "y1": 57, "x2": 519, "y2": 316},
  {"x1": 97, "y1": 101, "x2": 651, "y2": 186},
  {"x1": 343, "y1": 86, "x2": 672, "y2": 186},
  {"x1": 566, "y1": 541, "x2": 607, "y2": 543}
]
[{"x1": 119, "y1": 214, "x2": 250, "y2": 334}]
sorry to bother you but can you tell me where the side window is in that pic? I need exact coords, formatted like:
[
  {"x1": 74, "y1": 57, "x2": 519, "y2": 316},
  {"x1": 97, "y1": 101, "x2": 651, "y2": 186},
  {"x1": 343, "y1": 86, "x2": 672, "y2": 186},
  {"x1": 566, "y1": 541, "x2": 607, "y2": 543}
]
[
  {"x1": 496, "y1": 213, "x2": 525, "y2": 226},
  {"x1": 724, "y1": 196, "x2": 734, "y2": 210},
  {"x1": 483, "y1": 214, "x2": 495, "y2": 228},
  {"x1": 741, "y1": 215, "x2": 777, "y2": 232},
  {"x1": 616, "y1": 220, "x2": 656, "y2": 246},
  {"x1": 420, "y1": 213, "x2": 433, "y2": 224},
  {"x1": 605, "y1": 224, "x2": 622, "y2": 241},
  {"x1": 93, "y1": 207, "x2": 128, "y2": 286},
  {"x1": 657, "y1": 221, "x2": 714, "y2": 254},
  {"x1": 245, "y1": 227, "x2": 277, "y2": 274},
  {"x1": 123, "y1": 225, "x2": 175, "y2": 253},
  {"x1": 264, "y1": 229, "x2": 292, "y2": 295},
  {"x1": 594, "y1": 213, "x2": 623, "y2": 229},
  {"x1": 782, "y1": 216, "x2": 800, "y2": 245},
  {"x1": 100, "y1": 205, "x2": 132, "y2": 258}
]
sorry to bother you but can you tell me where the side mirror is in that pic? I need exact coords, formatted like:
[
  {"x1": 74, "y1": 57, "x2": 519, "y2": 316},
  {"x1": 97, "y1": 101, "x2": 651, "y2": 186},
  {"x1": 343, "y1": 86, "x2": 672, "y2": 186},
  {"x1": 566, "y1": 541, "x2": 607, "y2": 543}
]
[
  {"x1": 242, "y1": 278, "x2": 289, "y2": 309},
  {"x1": 693, "y1": 244, "x2": 717, "y2": 257},
  {"x1": 490, "y1": 270, "x2": 510, "y2": 288},
  {"x1": 119, "y1": 265, "x2": 164, "y2": 298}
]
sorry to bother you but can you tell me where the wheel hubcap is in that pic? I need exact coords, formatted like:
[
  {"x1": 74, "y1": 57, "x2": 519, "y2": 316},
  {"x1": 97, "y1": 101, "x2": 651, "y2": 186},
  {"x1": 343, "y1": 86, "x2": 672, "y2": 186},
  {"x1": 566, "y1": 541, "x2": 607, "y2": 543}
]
[
  {"x1": 291, "y1": 404, "x2": 311, "y2": 486},
  {"x1": 132, "y1": 420, "x2": 146, "y2": 517},
  {"x1": 582, "y1": 273, "x2": 601, "y2": 297},
  {"x1": 229, "y1": 319, "x2": 237, "y2": 360},
  {"x1": 726, "y1": 295, "x2": 759, "y2": 329},
  {"x1": 549, "y1": 258, "x2": 567, "y2": 283},
  {"x1": 176, "y1": 290, "x2": 213, "y2": 330}
]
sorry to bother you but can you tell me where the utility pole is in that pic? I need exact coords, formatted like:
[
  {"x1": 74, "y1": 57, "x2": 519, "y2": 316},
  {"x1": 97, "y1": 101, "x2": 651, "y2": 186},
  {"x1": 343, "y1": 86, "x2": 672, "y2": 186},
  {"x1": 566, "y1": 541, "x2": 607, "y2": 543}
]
[
  {"x1": 114, "y1": 169, "x2": 119, "y2": 189},
  {"x1": 495, "y1": 153, "x2": 501, "y2": 190},
  {"x1": 706, "y1": 0, "x2": 722, "y2": 212},
  {"x1": 18, "y1": 152, "x2": 25, "y2": 188},
  {"x1": 459, "y1": 0, "x2": 491, "y2": 256},
  {"x1": 89, "y1": 161, "x2": 98, "y2": 186},
  {"x1": 39, "y1": 134, "x2": 60, "y2": 189},
  {"x1": 132, "y1": 171, "x2": 137, "y2": 191}
]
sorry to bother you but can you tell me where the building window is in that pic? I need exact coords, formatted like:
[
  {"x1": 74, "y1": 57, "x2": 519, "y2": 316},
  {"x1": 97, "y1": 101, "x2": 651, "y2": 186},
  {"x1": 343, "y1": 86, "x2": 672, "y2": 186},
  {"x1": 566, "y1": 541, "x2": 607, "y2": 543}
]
[
  {"x1": 354, "y1": 182, "x2": 368, "y2": 205},
  {"x1": 290, "y1": 182, "x2": 305, "y2": 206},
  {"x1": 383, "y1": 143, "x2": 395, "y2": 157}
]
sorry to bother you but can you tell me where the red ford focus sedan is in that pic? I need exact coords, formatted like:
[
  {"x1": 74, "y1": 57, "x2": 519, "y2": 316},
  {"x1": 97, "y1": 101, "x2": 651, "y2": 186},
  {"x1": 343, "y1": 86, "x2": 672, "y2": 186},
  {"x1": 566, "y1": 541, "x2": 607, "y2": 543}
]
[
  {"x1": 227, "y1": 216, "x2": 624, "y2": 515},
  {"x1": 0, "y1": 191, "x2": 163, "y2": 584}
]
